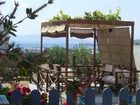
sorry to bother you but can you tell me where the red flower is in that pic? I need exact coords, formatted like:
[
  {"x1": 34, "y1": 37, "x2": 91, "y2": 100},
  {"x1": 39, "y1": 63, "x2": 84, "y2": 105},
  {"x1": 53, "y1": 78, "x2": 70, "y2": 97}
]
[
  {"x1": 26, "y1": 87, "x2": 31, "y2": 93},
  {"x1": 41, "y1": 100, "x2": 46, "y2": 105},
  {"x1": 22, "y1": 87, "x2": 27, "y2": 93},
  {"x1": 21, "y1": 91, "x2": 26, "y2": 96},
  {"x1": 41, "y1": 93, "x2": 47, "y2": 100}
]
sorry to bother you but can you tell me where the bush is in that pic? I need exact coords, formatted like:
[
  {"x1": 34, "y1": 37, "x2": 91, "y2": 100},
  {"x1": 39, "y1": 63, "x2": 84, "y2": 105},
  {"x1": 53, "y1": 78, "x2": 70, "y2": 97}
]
[{"x1": 45, "y1": 45, "x2": 65, "y2": 64}]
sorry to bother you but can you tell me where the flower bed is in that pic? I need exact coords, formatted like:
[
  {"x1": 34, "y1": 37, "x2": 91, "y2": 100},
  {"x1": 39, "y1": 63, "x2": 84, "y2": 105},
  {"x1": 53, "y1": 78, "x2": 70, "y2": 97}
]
[{"x1": 0, "y1": 82, "x2": 47, "y2": 105}]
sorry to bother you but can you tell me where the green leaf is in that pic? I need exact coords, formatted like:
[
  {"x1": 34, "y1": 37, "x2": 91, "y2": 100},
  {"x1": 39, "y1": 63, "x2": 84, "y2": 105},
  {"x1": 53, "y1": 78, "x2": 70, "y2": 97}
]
[
  {"x1": 28, "y1": 14, "x2": 38, "y2": 19},
  {"x1": 11, "y1": 28, "x2": 17, "y2": 32},
  {"x1": 3, "y1": 18, "x2": 8, "y2": 28},
  {"x1": 26, "y1": 8, "x2": 30, "y2": 15},
  {"x1": 9, "y1": 31, "x2": 16, "y2": 37},
  {"x1": 26, "y1": 8, "x2": 32, "y2": 16},
  {"x1": 13, "y1": 25, "x2": 18, "y2": 28},
  {"x1": 9, "y1": 20, "x2": 13, "y2": 26},
  {"x1": 50, "y1": 9, "x2": 121, "y2": 21}
]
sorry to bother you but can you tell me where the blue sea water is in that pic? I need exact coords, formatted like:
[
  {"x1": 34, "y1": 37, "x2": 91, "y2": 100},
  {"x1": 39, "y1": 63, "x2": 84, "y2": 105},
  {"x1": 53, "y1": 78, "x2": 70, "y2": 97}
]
[
  {"x1": 11, "y1": 34, "x2": 94, "y2": 49},
  {"x1": 14, "y1": 42, "x2": 94, "y2": 49}
]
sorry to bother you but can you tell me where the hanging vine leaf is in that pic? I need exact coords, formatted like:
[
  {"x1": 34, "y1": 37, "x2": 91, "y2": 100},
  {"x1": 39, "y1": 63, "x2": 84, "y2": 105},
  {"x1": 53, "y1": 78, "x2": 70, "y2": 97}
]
[{"x1": 50, "y1": 9, "x2": 121, "y2": 21}]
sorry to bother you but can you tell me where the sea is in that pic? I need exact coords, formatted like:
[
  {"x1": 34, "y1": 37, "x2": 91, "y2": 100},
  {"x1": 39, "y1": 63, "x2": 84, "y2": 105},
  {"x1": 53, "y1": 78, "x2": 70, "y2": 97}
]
[
  {"x1": 14, "y1": 42, "x2": 94, "y2": 49},
  {"x1": 10, "y1": 35, "x2": 94, "y2": 49}
]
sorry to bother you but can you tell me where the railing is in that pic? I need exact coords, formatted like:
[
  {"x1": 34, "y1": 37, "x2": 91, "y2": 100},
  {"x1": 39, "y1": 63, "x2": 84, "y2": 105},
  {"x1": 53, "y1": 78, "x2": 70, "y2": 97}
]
[{"x1": 4, "y1": 87, "x2": 140, "y2": 105}]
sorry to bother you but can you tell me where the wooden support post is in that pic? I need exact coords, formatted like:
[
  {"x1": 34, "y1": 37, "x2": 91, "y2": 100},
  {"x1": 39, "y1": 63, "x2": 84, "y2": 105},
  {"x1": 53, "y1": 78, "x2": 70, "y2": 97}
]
[
  {"x1": 65, "y1": 25, "x2": 69, "y2": 77},
  {"x1": 93, "y1": 28, "x2": 96, "y2": 79},
  {"x1": 56, "y1": 66, "x2": 61, "y2": 91},
  {"x1": 93, "y1": 28, "x2": 96, "y2": 71},
  {"x1": 40, "y1": 35, "x2": 43, "y2": 63},
  {"x1": 38, "y1": 34, "x2": 43, "y2": 89},
  {"x1": 37, "y1": 70, "x2": 40, "y2": 89},
  {"x1": 130, "y1": 24, "x2": 134, "y2": 93}
]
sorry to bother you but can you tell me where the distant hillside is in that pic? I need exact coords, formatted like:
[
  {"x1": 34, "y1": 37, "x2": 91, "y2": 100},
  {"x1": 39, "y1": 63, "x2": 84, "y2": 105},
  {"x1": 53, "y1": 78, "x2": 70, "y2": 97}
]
[{"x1": 134, "y1": 39, "x2": 140, "y2": 45}]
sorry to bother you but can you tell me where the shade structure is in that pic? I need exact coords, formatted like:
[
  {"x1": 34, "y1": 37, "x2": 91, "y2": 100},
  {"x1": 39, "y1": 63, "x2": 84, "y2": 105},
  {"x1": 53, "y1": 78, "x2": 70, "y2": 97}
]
[
  {"x1": 70, "y1": 28, "x2": 94, "y2": 39},
  {"x1": 40, "y1": 19, "x2": 135, "y2": 93},
  {"x1": 41, "y1": 24, "x2": 66, "y2": 37},
  {"x1": 41, "y1": 19, "x2": 134, "y2": 38},
  {"x1": 41, "y1": 24, "x2": 94, "y2": 38},
  {"x1": 40, "y1": 19, "x2": 135, "y2": 71},
  {"x1": 97, "y1": 27, "x2": 135, "y2": 68}
]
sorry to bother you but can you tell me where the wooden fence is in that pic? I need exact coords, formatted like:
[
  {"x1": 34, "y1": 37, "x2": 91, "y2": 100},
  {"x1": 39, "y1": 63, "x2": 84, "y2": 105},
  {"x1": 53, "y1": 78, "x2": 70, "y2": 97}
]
[{"x1": 5, "y1": 87, "x2": 140, "y2": 105}]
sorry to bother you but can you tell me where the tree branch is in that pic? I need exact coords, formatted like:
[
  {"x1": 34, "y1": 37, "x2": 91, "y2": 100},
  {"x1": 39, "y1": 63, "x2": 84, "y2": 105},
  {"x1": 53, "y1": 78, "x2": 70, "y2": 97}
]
[{"x1": 9, "y1": 0, "x2": 19, "y2": 19}]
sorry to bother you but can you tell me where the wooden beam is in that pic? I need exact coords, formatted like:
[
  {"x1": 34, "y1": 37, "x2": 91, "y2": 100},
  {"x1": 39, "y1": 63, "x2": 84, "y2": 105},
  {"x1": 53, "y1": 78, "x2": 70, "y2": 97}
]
[
  {"x1": 130, "y1": 24, "x2": 135, "y2": 92},
  {"x1": 40, "y1": 35, "x2": 43, "y2": 62},
  {"x1": 41, "y1": 19, "x2": 134, "y2": 28},
  {"x1": 68, "y1": 19, "x2": 134, "y2": 26},
  {"x1": 93, "y1": 29, "x2": 96, "y2": 79},
  {"x1": 65, "y1": 25, "x2": 69, "y2": 76}
]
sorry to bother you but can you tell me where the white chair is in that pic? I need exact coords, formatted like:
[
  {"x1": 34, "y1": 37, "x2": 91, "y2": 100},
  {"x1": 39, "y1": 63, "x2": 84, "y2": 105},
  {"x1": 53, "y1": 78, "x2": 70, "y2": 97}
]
[
  {"x1": 100, "y1": 65, "x2": 131, "y2": 94},
  {"x1": 101, "y1": 64, "x2": 115, "y2": 84}
]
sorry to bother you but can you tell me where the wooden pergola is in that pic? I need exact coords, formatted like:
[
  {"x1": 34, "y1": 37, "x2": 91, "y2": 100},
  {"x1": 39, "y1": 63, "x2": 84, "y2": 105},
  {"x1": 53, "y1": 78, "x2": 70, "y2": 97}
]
[
  {"x1": 40, "y1": 19, "x2": 135, "y2": 92},
  {"x1": 41, "y1": 19, "x2": 134, "y2": 71}
]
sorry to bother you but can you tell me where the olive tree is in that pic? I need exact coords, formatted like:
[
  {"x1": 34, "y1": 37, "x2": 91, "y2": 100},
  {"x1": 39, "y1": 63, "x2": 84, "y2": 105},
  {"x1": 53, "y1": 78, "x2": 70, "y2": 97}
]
[{"x1": 0, "y1": 0, "x2": 53, "y2": 82}]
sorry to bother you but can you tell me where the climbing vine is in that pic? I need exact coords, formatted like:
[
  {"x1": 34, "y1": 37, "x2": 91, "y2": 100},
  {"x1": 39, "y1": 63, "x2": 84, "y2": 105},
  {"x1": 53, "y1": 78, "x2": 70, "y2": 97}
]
[{"x1": 50, "y1": 8, "x2": 121, "y2": 21}]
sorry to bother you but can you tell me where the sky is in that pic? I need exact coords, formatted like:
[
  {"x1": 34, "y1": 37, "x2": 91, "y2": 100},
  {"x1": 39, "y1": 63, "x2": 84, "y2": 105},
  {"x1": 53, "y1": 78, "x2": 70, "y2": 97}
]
[{"x1": 1, "y1": 0, "x2": 140, "y2": 45}]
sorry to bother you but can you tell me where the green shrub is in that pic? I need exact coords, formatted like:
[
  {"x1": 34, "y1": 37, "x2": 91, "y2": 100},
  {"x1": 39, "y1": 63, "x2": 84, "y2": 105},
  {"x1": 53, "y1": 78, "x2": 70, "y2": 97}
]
[
  {"x1": 45, "y1": 45, "x2": 65, "y2": 64},
  {"x1": 69, "y1": 44, "x2": 92, "y2": 65}
]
